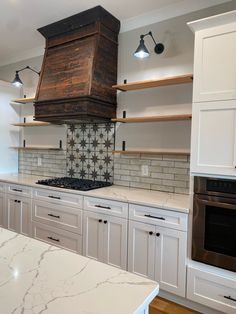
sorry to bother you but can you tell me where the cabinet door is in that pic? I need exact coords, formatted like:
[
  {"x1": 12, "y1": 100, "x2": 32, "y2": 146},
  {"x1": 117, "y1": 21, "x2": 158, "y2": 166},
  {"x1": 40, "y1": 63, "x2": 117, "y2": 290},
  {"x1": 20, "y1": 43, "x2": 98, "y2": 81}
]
[
  {"x1": 191, "y1": 101, "x2": 236, "y2": 176},
  {"x1": 103, "y1": 216, "x2": 127, "y2": 270},
  {"x1": 5, "y1": 195, "x2": 31, "y2": 236},
  {"x1": 193, "y1": 22, "x2": 236, "y2": 102},
  {"x1": 6, "y1": 196, "x2": 19, "y2": 233},
  {"x1": 0, "y1": 192, "x2": 5, "y2": 228},
  {"x1": 155, "y1": 226, "x2": 187, "y2": 297},
  {"x1": 128, "y1": 221, "x2": 155, "y2": 279},
  {"x1": 83, "y1": 211, "x2": 104, "y2": 262},
  {"x1": 18, "y1": 197, "x2": 31, "y2": 237}
]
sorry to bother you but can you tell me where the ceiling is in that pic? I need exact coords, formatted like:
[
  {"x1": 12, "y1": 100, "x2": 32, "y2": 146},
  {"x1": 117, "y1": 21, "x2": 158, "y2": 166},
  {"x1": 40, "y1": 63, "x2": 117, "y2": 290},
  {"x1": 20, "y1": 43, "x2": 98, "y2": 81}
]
[{"x1": 0, "y1": 0, "x2": 230, "y2": 66}]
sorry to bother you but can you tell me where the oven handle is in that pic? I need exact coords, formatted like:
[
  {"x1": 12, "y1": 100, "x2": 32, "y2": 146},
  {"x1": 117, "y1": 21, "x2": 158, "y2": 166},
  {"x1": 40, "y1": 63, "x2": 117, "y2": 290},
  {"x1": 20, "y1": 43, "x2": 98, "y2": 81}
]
[{"x1": 196, "y1": 198, "x2": 236, "y2": 210}]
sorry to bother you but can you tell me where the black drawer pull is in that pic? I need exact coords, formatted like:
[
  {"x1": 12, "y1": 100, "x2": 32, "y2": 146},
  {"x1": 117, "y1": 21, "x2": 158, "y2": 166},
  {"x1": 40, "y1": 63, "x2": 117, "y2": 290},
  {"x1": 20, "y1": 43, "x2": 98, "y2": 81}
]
[
  {"x1": 224, "y1": 296, "x2": 236, "y2": 302},
  {"x1": 14, "y1": 200, "x2": 21, "y2": 203},
  {"x1": 144, "y1": 214, "x2": 165, "y2": 220},
  {"x1": 149, "y1": 231, "x2": 153, "y2": 235},
  {"x1": 95, "y1": 205, "x2": 111, "y2": 210},
  {"x1": 12, "y1": 188, "x2": 23, "y2": 192},
  {"x1": 98, "y1": 219, "x2": 102, "y2": 223},
  {"x1": 104, "y1": 220, "x2": 108, "y2": 224},
  {"x1": 156, "y1": 232, "x2": 160, "y2": 237},
  {"x1": 48, "y1": 195, "x2": 61, "y2": 200},
  {"x1": 47, "y1": 236, "x2": 60, "y2": 242},
  {"x1": 48, "y1": 213, "x2": 60, "y2": 219}
]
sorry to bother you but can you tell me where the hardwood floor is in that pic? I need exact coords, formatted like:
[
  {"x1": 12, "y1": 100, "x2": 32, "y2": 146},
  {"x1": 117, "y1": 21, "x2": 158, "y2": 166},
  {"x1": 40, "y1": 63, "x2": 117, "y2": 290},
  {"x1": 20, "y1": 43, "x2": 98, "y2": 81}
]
[{"x1": 150, "y1": 297, "x2": 201, "y2": 314}]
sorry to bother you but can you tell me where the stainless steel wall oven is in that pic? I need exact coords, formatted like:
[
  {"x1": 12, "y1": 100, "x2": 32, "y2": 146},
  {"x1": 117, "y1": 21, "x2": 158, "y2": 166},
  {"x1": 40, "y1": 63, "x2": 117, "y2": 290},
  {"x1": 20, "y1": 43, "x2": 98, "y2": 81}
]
[{"x1": 192, "y1": 176, "x2": 236, "y2": 272}]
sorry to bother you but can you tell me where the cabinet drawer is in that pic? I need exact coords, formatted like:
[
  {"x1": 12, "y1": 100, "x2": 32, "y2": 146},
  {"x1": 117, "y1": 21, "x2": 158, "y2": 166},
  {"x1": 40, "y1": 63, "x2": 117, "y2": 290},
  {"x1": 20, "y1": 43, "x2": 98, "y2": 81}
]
[
  {"x1": 0, "y1": 182, "x2": 5, "y2": 192},
  {"x1": 84, "y1": 196, "x2": 128, "y2": 218},
  {"x1": 32, "y1": 200, "x2": 82, "y2": 234},
  {"x1": 32, "y1": 222, "x2": 82, "y2": 254},
  {"x1": 187, "y1": 266, "x2": 236, "y2": 314},
  {"x1": 129, "y1": 204, "x2": 188, "y2": 231},
  {"x1": 6, "y1": 184, "x2": 32, "y2": 198},
  {"x1": 33, "y1": 188, "x2": 83, "y2": 208}
]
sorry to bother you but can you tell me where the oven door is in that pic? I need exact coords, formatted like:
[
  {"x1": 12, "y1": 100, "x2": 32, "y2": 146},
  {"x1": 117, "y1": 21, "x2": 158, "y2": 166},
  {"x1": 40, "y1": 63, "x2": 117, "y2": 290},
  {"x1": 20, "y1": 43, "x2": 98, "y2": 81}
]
[{"x1": 192, "y1": 194, "x2": 236, "y2": 272}]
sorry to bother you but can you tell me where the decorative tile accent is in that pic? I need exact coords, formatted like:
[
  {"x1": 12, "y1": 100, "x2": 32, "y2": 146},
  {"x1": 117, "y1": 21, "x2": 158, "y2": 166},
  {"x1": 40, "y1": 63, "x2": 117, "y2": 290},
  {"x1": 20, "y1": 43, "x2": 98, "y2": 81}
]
[{"x1": 66, "y1": 123, "x2": 115, "y2": 182}]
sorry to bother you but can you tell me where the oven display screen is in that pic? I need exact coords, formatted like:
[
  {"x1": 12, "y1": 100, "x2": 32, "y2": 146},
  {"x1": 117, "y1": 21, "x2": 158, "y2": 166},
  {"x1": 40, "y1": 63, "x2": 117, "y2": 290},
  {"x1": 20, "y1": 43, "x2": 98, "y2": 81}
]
[{"x1": 206, "y1": 179, "x2": 236, "y2": 194}]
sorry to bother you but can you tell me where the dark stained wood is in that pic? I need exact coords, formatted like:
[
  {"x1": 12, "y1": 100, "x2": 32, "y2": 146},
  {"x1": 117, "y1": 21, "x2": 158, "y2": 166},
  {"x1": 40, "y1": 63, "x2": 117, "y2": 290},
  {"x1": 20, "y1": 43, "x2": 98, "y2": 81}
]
[{"x1": 34, "y1": 6, "x2": 120, "y2": 123}]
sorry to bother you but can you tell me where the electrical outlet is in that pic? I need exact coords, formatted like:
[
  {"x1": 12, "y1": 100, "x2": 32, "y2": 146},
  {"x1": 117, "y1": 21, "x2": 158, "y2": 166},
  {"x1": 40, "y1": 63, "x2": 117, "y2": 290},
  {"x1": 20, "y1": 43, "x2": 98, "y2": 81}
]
[
  {"x1": 37, "y1": 157, "x2": 42, "y2": 166},
  {"x1": 141, "y1": 165, "x2": 149, "y2": 176}
]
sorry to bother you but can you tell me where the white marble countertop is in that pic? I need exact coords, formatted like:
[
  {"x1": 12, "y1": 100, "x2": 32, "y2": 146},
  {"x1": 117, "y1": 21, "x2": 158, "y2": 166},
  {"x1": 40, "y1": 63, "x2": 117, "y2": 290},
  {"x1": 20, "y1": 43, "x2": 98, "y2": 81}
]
[
  {"x1": 0, "y1": 227, "x2": 159, "y2": 314},
  {"x1": 0, "y1": 173, "x2": 190, "y2": 213}
]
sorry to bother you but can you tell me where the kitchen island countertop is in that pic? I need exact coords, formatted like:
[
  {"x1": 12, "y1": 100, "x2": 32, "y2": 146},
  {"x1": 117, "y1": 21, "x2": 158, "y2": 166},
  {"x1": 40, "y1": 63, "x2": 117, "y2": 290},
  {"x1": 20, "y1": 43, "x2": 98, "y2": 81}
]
[{"x1": 0, "y1": 227, "x2": 158, "y2": 314}]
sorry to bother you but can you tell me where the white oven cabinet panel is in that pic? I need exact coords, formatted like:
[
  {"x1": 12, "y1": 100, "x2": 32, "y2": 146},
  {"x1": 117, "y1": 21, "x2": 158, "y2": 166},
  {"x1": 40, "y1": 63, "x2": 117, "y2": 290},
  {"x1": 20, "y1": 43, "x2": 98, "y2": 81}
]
[
  {"x1": 83, "y1": 211, "x2": 104, "y2": 262},
  {"x1": 84, "y1": 196, "x2": 128, "y2": 218},
  {"x1": 129, "y1": 204, "x2": 188, "y2": 231},
  {"x1": 6, "y1": 184, "x2": 32, "y2": 198},
  {"x1": 128, "y1": 221, "x2": 155, "y2": 280},
  {"x1": 103, "y1": 215, "x2": 127, "y2": 270},
  {"x1": 192, "y1": 20, "x2": 236, "y2": 103},
  {"x1": 191, "y1": 101, "x2": 236, "y2": 176},
  {"x1": 32, "y1": 222, "x2": 82, "y2": 254},
  {"x1": 5, "y1": 194, "x2": 31, "y2": 236},
  {"x1": 0, "y1": 192, "x2": 5, "y2": 228},
  {"x1": 32, "y1": 200, "x2": 82, "y2": 235},
  {"x1": 187, "y1": 266, "x2": 236, "y2": 314},
  {"x1": 155, "y1": 226, "x2": 187, "y2": 297},
  {"x1": 33, "y1": 188, "x2": 83, "y2": 208}
]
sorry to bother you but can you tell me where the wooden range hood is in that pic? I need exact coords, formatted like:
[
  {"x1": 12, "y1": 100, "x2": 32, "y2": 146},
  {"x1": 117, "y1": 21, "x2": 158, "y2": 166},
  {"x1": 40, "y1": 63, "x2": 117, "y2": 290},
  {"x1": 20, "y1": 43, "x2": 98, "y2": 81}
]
[{"x1": 34, "y1": 6, "x2": 120, "y2": 123}]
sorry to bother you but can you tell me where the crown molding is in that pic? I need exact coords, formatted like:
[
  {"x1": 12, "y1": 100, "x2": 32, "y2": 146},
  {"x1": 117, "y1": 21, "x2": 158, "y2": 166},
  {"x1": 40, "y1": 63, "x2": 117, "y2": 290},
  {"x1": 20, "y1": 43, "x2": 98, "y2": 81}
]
[{"x1": 120, "y1": 0, "x2": 231, "y2": 32}]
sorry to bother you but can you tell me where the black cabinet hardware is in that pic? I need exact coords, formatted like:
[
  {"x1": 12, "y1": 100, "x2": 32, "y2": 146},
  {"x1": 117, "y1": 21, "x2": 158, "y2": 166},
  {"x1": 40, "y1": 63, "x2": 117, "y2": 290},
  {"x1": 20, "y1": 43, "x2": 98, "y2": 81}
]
[
  {"x1": 224, "y1": 295, "x2": 236, "y2": 302},
  {"x1": 149, "y1": 231, "x2": 153, "y2": 235},
  {"x1": 18, "y1": 200, "x2": 21, "y2": 203},
  {"x1": 48, "y1": 195, "x2": 61, "y2": 200},
  {"x1": 47, "y1": 236, "x2": 60, "y2": 242},
  {"x1": 14, "y1": 200, "x2": 17, "y2": 203},
  {"x1": 104, "y1": 220, "x2": 108, "y2": 224},
  {"x1": 98, "y1": 219, "x2": 102, "y2": 223},
  {"x1": 12, "y1": 188, "x2": 22, "y2": 192},
  {"x1": 156, "y1": 233, "x2": 160, "y2": 237},
  {"x1": 48, "y1": 213, "x2": 60, "y2": 219},
  {"x1": 95, "y1": 205, "x2": 111, "y2": 210},
  {"x1": 144, "y1": 214, "x2": 165, "y2": 220}
]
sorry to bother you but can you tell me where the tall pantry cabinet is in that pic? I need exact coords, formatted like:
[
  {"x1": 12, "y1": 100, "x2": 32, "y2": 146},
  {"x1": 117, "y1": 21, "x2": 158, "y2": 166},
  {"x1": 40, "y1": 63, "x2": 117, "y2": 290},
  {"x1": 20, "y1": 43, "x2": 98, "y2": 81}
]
[{"x1": 189, "y1": 11, "x2": 236, "y2": 177}]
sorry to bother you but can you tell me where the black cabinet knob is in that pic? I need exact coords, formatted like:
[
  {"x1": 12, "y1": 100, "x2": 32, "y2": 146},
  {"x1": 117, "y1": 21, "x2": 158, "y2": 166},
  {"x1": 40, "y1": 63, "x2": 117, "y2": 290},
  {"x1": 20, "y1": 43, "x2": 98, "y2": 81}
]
[
  {"x1": 104, "y1": 220, "x2": 108, "y2": 224},
  {"x1": 149, "y1": 231, "x2": 153, "y2": 235},
  {"x1": 156, "y1": 232, "x2": 160, "y2": 237},
  {"x1": 98, "y1": 219, "x2": 102, "y2": 223}
]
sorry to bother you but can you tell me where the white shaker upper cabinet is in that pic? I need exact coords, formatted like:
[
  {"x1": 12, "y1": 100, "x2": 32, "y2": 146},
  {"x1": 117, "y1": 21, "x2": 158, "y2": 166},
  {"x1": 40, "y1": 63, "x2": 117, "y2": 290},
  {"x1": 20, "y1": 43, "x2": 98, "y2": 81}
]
[
  {"x1": 191, "y1": 100, "x2": 236, "y2": 176},
  {"x1": 188, "y1": 11, "x2": 236, "y2": 103}
]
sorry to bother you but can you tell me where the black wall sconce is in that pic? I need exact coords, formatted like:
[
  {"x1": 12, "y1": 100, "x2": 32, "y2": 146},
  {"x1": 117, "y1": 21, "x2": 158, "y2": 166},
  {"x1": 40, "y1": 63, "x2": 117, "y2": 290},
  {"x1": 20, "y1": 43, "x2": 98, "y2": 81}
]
[
  {"x1": 12, "y1": 66, "x2": 40, "y2": 87},
  {"x1": 134, "y1": 31, "x2": 164, "y2": 59}
]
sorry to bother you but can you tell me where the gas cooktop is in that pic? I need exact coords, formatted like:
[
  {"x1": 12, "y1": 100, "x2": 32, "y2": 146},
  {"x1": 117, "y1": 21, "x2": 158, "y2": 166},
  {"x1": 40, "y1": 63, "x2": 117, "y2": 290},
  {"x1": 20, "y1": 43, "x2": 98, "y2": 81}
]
[{"x1": 36, "y1": 177, "x2": 112, "y2": 191}]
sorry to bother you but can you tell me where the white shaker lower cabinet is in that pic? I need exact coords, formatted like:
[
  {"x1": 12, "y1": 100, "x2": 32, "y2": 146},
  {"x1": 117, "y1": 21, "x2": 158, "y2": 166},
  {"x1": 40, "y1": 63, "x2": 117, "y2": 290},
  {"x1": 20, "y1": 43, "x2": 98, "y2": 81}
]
[
  {"x1": 5, "y1": 194, "x2": 31, "y2": 237},
  {"x1": 191, "y1": 100, "x2": 236, "y2": 176},
  {"x1": 83, "y1": 210, "x2": 128, "y2": 270},
  {"x1": 128, "y1": 220, "x2": 187, "y2": 297},
  {"x1": 0, "y1": 192, "x2": 5, "y2": 228},
  {"x1": 187, "y1": 266, "x2": 236, "y2": 314}
]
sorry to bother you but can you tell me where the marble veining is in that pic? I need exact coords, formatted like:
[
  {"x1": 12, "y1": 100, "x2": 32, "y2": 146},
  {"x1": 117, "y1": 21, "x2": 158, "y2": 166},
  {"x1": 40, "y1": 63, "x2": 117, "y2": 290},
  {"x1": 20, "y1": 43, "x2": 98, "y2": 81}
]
[
  {"x1": 0, "y1": 173, "x2": 190, "y2": 213},
  {"x1": 0, "y1": 228, "x2": 158, "y2": 314}
]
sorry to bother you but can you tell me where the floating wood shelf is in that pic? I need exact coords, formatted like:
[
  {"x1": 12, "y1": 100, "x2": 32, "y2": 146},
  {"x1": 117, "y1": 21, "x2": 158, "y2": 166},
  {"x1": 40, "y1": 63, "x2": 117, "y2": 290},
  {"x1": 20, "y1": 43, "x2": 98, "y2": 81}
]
[
  {"x1": 12, "y1": 122, "x2": 51, "y2": 127},
  {"x1": 10, "y1": 146, "x2": 63, "y2": 151},
  {"x1": 112, "y1": 149, "x2": 190, "y2": 156},
  {"x1": 112, "y1": 74, "x2": 193, "y2": 91},
  {"x1": 112, "y1": 114, "x2": 192, "y2": 123},
  {"x1": 11, "y1": 97, "x2": 35, "y2": 104}
]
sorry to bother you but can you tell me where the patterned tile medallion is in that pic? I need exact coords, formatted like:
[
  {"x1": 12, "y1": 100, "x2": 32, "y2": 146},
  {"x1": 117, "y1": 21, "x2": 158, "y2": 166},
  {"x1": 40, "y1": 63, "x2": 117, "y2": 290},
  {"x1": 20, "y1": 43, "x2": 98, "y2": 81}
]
[{"x1": 66, "y1": 123, "x2": 115, "y2": 182}]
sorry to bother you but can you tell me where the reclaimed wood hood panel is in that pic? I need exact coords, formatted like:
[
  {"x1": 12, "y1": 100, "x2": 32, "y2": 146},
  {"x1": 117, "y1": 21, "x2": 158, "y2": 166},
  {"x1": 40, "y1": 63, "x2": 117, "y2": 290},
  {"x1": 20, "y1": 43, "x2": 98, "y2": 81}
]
[{"x1": 34, "y1": 6, "x2": 120, "y2": 123}]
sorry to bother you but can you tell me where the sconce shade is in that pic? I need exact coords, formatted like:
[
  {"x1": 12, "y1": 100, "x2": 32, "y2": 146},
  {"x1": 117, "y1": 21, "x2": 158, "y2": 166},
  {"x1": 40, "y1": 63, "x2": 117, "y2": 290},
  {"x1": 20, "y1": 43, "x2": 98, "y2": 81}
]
[
  {"x1": 12, "y1": 72, "x2": 23, "y2": 87},
  {"x1": 133, "y1": 38, "x2": 150, "y2": 59}
]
